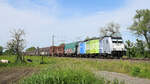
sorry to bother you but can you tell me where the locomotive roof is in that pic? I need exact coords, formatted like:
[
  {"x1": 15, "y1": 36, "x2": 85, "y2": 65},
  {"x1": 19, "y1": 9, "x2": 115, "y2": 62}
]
[
  {"x1": 83, "y1": 36, "x2": 122, "y2": 42},
  {"x1": 84, "y1": 37, "x2": 100, "y2": 42}
]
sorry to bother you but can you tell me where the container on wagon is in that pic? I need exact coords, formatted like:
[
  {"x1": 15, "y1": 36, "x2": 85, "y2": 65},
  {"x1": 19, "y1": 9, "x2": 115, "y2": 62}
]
[{"x1": 65, "y1": 42, "x2": 78, "y2": 54}]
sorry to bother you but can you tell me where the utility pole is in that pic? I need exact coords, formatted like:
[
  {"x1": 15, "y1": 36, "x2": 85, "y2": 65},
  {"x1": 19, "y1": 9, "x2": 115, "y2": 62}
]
[{"x1": 52, "y1": 35, "x2": 54, "y2": 57}]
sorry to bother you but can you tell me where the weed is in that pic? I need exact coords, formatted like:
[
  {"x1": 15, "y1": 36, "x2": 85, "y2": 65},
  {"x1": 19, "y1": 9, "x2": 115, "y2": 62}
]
[{"x1": 131, "y1": 66, "x2": 141, "y2": 76}]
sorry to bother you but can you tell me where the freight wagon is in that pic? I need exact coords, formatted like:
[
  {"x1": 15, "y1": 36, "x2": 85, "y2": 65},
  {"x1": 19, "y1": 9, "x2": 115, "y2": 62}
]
[
  {"x1": 39, "y1": 47, "x2": 50, "y2": 56},
  {"x1": 56, "y1": 44, "x2": 65, "y2": 57},
  {"x1": 50, "y1": 44, "x2": 65, "y2": 56},
  {"x1": 77, "y1": 41, "x2": 86, "y2": 57},
  {"x1": 78, "y1": 39, "x2": 100, "y2": 58},
  {"x1": 50, "y1": 46, "x2": 57, "y2": 56},
  {"x1": 25, "y1": 47, "x2": 50, "y2": 56},
  {"x1": 64, "y1": 42, "x2": 78, "y2": 57}
]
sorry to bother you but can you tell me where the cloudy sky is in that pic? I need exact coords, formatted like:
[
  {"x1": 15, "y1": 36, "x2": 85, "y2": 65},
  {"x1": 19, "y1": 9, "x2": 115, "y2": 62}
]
[{"x1": 0, "y1": 0, "x2": 150, "y2": 48}]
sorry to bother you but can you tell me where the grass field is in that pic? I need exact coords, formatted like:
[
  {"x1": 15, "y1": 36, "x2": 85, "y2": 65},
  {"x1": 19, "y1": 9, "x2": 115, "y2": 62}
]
[{"x1": 0, "y1": 55, "x2": 150, "y2": 84}]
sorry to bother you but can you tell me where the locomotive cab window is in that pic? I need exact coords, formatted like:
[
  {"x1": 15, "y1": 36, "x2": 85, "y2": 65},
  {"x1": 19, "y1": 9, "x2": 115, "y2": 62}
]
[
  {"x1": 117, "y1": 39, "x2": 123, "y2": 43},
  {"x1": 112, "y1": 38, "x2": 123, "y2": 43}
]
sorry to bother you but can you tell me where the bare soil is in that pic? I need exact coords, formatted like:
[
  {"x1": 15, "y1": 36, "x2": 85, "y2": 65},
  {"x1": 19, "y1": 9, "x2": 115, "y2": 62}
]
[
  {"x1": 0, "y1": 68, "x2": 36, "y2": 84},
  {"x1": 95, "y1": 71, "x2": 150, "y2": 84}
]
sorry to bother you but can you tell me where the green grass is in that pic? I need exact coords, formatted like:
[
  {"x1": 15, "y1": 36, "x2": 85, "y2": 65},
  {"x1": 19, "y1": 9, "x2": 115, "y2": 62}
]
[
  {"x1": 19, "y1": 57, "x2": 124, "y2": 84},
  {"x1": 83, "y1": 59, "x2": 150, "y2": 79},
  {"x1": 20, "y1": 64, "x2": 103, "y2": 84},
  {"x1": 0, "y1": 55, "x2": 150, "y2": 84}
]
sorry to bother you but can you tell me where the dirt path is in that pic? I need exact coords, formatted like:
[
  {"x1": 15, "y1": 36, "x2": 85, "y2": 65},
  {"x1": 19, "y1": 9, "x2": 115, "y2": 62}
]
[
  {"x1": 95, "y1": 71, "x2": 150, "y2": 84},
  {"x1": 0, "y1": 68, "x2": 35, "y2": 84}
]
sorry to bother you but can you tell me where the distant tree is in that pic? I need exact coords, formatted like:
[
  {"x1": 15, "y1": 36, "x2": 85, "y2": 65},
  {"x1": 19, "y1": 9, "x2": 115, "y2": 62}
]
[
  {"x1": 129, "y1": 9, "x2": 150, "y2": 51},
  {"x1": 125, "y1": 40, "x2": 134, "y2": 58},
  {"x1": 3, "y1": 49, "x2": 15, "y2": 55},
  {"x1": 125, "y1": 40, "x2": 133, "y2": 49},
  {"x1": 136, "y1": 39, "x2": 145, "y2": 55},
  {"x1": 100, "y1": 27, "x2": 107, "y2": 37},
  {"x1": 0, "y1": 46, "x2": 3, "y2": 55},
  {"x1": 125, "y1": 39, "x2": 148, "y2": 58},
  {"x1": 100, "y1": 22, "x2": 121, "y2": 37},
  {"x1": 6, "y1": 41, "x2": 16, "y2": 55},
  {"x1": 26, "y1": 46, "x2": 36, "y2": 52},
  {"x1": 7, "y1": 29, "x2": 26, "y2": 63}
]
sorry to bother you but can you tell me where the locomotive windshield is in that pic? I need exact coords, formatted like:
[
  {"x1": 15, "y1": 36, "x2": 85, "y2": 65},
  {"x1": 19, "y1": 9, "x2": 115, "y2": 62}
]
[{"x1": 111, "y1": 37, "x2": 123, "y2": 43}]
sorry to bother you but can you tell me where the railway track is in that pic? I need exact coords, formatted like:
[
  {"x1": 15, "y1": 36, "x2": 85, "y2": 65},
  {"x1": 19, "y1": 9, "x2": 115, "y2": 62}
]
[
  {"x1": 58, "y1": 56, "x2": 150, "y2": 62},
  {"x1": 122, "y1": 58, "x2": 150, "y2": 61}
]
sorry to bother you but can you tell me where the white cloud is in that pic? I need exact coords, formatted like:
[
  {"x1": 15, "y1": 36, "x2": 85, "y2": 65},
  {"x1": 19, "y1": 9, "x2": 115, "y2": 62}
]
[{"x1": 0, "y1": 0, "x2": 150, "y2": 48}]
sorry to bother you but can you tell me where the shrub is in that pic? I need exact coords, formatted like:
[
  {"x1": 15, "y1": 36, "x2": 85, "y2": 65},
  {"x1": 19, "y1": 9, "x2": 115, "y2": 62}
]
[
  {"x1": 131, "y1": 66, "x2": 141, "y2": 76},
  {"x1": 0, "y1": 63, "x2": 8, "y2": 67}
]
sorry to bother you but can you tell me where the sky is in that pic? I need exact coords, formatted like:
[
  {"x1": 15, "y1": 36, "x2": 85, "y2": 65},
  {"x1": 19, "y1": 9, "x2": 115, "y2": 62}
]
[{"x1": 0, "y1": 0, "x2": 150, "y2": 49}]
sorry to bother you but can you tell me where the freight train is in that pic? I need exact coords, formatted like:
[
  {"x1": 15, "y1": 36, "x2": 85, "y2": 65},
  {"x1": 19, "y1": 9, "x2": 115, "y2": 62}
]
[{"x1": 25, "y1": 36, "x2": 126, "y2": 58}]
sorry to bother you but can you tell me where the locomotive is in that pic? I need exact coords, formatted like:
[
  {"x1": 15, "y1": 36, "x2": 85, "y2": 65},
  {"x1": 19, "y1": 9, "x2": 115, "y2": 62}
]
[{"x1": 25, "y1": 36, "x2": 126, "y2": 58}]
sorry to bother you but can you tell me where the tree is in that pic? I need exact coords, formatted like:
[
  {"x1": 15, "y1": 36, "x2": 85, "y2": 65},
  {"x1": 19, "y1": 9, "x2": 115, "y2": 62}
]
[
  {"x1": 3, "y1": 49, "x2": 15, "y2": 55},
  {"x1": 100, "y1": 28, "x2": 107, "y2": 37},
  {"x1": 85, "y1": 36, "x2": 90, "y2": 40},
  {"x1": 6, "y1": 41, "x2": 16, "y2": 55},
  {"x1": 129, "y1": 9, "x2": 150, "y2": 50},
  {"x1": 0, "y1": 46, "x2": 3, "y2": 55},
  {"x1": 100, "y1": 22, "x2": 121, "y2": 37},
  {"x1": 125, "y1": 40, "x2": 134, "y2": 58},
  {"x1": 125, "y1": 39, "x2": 148, "y2": 58},
  {"x1": 136, "y1": 39, "x2": 145, "y2": 55},
  {"x1": 26, "y1": 46, "x2": 36, "y2": 52},
  {"x1": 7, "y1": 29, "x2": 26, "y2": 63}
]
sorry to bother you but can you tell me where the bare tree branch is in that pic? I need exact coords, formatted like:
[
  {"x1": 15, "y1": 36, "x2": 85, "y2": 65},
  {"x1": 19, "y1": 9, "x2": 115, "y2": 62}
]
[
  {"x1": 7, "y1": 29, "x2": 26, "y2": 63},
  {"x1": 100, "y1": 22, "x2": 121, "y2": 37}
]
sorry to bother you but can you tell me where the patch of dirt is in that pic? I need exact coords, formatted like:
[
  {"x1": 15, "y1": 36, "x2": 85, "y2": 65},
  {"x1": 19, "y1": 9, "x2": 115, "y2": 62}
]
[
  {"x1": 0, "y1": 68, "x2": 36, "y2": 84},
  {"x1": 95, "y1": 71, "x2": 150, "y2": 84}
]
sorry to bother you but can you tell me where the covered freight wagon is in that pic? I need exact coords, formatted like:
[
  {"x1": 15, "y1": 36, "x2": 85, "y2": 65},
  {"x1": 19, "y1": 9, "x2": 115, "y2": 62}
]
[
  {"x1": 56, "y1": 44, "x2": 65, "y2": 56},
  {"x1": 39, "y1": 47, "x2": 50, "y2": 56},
  {"x1": 90, "y1": 39, "x2": 99, "y2": 54},
  {"x1": 85, "y1": 39, "x2": 100, "y2": 57},
  {"x1": 64, "y1": 42, "x2": 78, "y2": 57},
  {"x1": 50, "y1": 46, "x2": 57, "y2": 56},
  {"x1": 49, "y1": 44, "x2": 65, "y2": 56},
  {"x1": 78, "y1": 42, "x2": 86, "y2": 54},
  {"x1": 86, "y1": 39, "x2": 100, "y2": 53},
  {"x1": 86, "y1": 41, "x2": 90, "y2": 54}
]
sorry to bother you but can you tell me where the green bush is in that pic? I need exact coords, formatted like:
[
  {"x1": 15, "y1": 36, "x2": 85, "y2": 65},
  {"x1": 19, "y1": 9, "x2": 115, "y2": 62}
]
[
  {"x1": 131, "y1": 66, "x2": 141, "y2": 76},
  {"x1": 0, "y1": 63, "x2": 8, "y2": 67}
]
